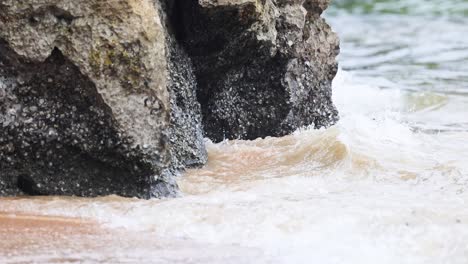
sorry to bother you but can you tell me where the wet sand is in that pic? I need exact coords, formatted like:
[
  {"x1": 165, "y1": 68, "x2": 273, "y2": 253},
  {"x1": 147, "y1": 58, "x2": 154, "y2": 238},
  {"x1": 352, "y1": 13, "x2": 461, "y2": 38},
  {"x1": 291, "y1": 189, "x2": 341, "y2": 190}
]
[
  {"x1": 0, "y1": 211, "x2": 262, "y2": 263},
  {"x1": 0, "y1": 212, "x2": 104, "y2": 263},
  {"x1": 0, "y1": 212, "x2": 165, "y2": 263}
]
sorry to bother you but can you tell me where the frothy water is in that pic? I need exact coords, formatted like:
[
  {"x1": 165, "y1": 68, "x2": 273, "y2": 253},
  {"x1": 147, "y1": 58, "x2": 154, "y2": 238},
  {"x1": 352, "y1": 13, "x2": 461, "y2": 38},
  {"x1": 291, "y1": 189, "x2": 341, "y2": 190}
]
[{"x1": 2, "y1": 1, "x2": 468, "y2": 263}]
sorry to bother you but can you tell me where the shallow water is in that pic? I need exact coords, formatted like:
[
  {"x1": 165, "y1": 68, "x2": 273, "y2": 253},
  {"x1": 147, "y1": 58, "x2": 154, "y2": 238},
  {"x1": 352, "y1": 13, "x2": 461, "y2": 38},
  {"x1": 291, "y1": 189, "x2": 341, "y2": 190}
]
[{"x1": 2, "y1": 1, "x2": 468, "y2": 263}]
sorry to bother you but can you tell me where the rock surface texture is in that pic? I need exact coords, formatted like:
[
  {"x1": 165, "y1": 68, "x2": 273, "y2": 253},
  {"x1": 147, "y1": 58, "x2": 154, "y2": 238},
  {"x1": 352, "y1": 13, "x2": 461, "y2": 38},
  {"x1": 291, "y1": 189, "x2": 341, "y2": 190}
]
[
  {"x1": 0, "y1": 0, "x2": 338, "y2": 198},
  {"x1": 178, "y1": 0, "x2": 339, "y2": 141}
]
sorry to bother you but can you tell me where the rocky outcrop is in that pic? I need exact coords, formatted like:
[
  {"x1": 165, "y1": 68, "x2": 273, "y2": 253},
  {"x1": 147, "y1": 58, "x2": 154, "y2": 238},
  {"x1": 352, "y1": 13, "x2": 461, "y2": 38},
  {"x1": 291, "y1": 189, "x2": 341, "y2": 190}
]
[
  {"x1": 178, "y1": 0, "x2": 339, "y2": 141},
  {"x1": 0, "y1": 0, "x2": 206, "y2": 198},
  {"x1": 0, "y1": 0, "x2": 338, "y2": 198}
]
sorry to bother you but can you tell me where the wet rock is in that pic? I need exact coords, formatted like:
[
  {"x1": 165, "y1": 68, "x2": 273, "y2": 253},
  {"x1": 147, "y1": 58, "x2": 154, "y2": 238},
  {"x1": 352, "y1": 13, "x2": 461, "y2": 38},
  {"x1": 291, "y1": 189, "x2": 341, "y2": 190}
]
[
  {"x1": 159, "y1": 1, "x2": 208, "y2": 171},
  {"x1": 0, "y1": 0, "x2": 206, "y2": 198},
  {"x1": 178, "y1": 0, "x2": 340, "y2": 141}
]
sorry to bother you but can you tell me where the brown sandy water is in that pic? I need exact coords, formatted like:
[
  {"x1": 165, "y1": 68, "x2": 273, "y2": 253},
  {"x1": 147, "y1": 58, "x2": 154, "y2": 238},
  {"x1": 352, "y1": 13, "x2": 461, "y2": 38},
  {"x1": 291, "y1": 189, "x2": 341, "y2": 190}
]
[{"x1": 1, "y1": 119, "x2": 468, "y2": 263}]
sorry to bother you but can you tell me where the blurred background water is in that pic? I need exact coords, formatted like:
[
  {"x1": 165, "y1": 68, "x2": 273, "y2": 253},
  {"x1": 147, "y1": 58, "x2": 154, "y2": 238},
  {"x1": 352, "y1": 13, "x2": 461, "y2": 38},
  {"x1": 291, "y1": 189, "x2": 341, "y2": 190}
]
[{"x1": 328, "y1": 0, "x2": 468, "y2": 134}]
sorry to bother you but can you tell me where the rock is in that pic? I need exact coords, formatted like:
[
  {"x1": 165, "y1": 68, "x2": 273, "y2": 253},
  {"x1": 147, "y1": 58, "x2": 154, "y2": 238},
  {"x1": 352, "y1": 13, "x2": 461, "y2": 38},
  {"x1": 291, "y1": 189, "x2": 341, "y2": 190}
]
[
  {"x1": 159, "y1": 1, "x2": 208, "y2": 172},
  {"x1": 0, "y1": 0, "x2": 338, "y2": 198},
  {"x1": 0, "y1": 0, "x2": 206, "y2": 198},
  {"x1": 155, "y1": 1, "x2": 209, "y2": 197},
  {"x1": 177, "y1": 0, "x2": 339, "y2": 142}
]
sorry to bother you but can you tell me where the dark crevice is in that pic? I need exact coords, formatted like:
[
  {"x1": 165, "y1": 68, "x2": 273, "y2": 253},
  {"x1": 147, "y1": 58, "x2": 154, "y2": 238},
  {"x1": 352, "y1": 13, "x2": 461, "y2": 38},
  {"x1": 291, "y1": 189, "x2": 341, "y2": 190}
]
[
  {"x1": 49, "y1": 6, "x2": 77, "y2": 24},
  {"x1": 177, "y1": 1, "x2": 245, "y2": 57},
  {"x1": 29, "y1": 5, "x2": 78, "y2": 26},
  {"x1": 17, "y1": 174, "x2": 45, "y2": 196},
  {"x1": 171, "y1": 0, "x2": 186, "y2": 42}
]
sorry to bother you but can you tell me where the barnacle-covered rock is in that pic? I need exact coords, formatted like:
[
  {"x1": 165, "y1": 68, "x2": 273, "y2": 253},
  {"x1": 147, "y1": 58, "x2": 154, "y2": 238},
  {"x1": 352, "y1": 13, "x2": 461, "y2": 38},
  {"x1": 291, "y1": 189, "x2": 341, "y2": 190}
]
[
  {"x1": 0, "y1": 0, "x2": 206, "y2": 198},
  {"x1": 178, "y1": 0, "x2": 340, "y2": 141}
]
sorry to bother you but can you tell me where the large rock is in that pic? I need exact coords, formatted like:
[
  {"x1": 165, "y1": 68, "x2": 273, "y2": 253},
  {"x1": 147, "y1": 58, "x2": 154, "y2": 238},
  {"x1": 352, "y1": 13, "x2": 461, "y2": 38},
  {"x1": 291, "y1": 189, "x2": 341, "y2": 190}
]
[
  {"x1": 0, "y1": 0, "x2": 206, "y2": 198},
  {"x1": 178, "y1": 0, "x2": 339, "y2": 142},
  {"x1": 0, "y1": 0, "x2": 338, "y2": 198}
]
